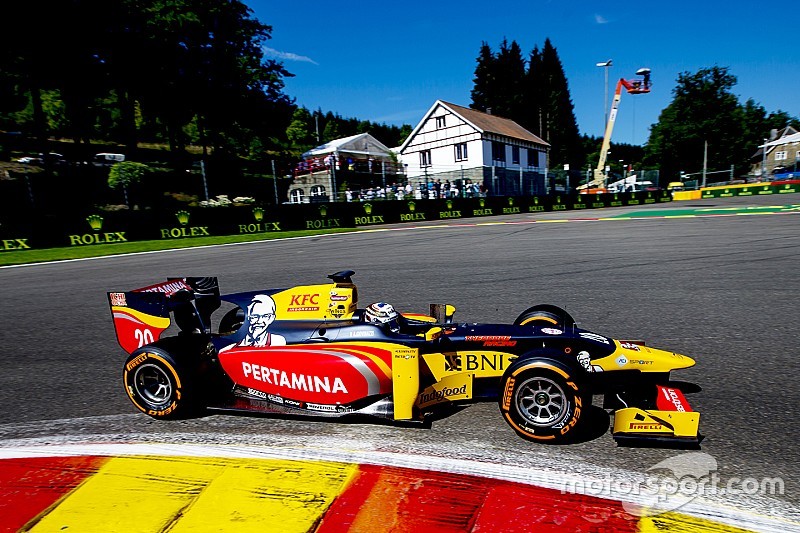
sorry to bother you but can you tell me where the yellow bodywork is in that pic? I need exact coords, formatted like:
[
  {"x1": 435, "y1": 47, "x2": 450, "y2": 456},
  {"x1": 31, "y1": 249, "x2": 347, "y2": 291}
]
[
  {"x1": 593, "y1": 341, "x2": 695, "y2": 373},
  {"x1": 270, "y1": 282, "x2": 357, "y2": 320},
  {"x1": 613, "y1": 407, "x2": 700, "y2": 438}
]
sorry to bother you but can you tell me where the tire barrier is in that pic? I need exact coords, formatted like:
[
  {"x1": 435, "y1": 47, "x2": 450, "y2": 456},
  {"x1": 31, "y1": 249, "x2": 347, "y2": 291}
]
[{"x1": 0, "y1": 191, "x2": 674, "y2": 252}]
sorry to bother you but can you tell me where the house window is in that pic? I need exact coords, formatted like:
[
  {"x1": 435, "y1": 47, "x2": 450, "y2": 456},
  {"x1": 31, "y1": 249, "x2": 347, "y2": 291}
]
[
  {"x1": 435, "y1": 116, "x2": 446, "y2": 129},
  {"x1": 775, "y1": 151, "x2": 787, "y2": 161},
  {"x1": 454, "y1": 143, "x2": 468, "y2": 162},
  {"x1": 310, "y1": 185, "x2": 326, "y2": 196},
  {"x1": 420, "y1": 150, "x2": 432, "y2": 167},
  {"x1": 290, "y1": 189, "x2": 304, "y2": 203},
  {"x1": 492, "y1": 141, "x2": 505, "y2": 163},
  {"x1": 528, "y1": 149, "x2": 539, "y2": 168},
  {"x1": 511, "y1": 146, "x2": 520, "y2": 165}
]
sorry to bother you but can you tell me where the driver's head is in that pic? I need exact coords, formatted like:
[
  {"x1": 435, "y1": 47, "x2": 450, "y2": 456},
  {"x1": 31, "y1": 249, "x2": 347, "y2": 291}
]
[
  {"x1": 364, "y1": 302, "x2": 400, "y2": 333},
  {"x1": 247, "y1": 294, "x2": 277, "y2": 339}
]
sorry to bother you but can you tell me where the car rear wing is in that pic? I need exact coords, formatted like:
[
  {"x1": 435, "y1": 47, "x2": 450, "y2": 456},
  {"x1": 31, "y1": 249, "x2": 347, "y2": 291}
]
[{"x1": 108, "y1": 277, "x2": 220, "y2": 354}]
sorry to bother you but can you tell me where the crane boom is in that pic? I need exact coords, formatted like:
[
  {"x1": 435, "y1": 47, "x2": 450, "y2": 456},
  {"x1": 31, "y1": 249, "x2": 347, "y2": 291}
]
[{"x1": 579, "y1": 68, "x2": 651, "y2": 192}]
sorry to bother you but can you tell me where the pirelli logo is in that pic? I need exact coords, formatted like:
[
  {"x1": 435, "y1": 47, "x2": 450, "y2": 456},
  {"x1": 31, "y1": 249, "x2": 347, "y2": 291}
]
[
  {"x1": 629, "y1": 422, "x2": 662, "y2": 430},
  {"x1": 125, "y1": 353, "x2": 148, "y2": 371},
  {"x1": 502, "y1": 378, "x2": 515, "y2": 410}
]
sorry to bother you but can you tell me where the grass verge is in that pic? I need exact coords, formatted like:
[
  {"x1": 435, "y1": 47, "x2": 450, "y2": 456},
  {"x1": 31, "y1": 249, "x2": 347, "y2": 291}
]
[{"x1": 0, "y1": 228, "x2": 358, "y2": 267}]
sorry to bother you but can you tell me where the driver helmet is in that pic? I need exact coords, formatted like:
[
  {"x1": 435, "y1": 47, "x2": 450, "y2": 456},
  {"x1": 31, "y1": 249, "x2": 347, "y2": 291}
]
[{"x1": 364, "y1": 302, "x2": 400, "y2": 332}]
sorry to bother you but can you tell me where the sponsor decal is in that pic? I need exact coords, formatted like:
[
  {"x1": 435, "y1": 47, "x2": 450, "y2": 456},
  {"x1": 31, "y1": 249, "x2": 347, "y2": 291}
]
[
  {"x1": 305, "y1": 218, "x2": 342, "y2": 229},
  {"x1": 629, "y1": 422, "x2": 663, "y2": 430},
  {"x1": 419, "y1": 384, "x2": 467, "y2": 405},
  {"x1": 330, "y1": 294, "x2": 349, "y2": 301},
  {"x1": 502, "y1": 378, "x2": 515, "y2": 410},
  {"x1": 620, "y1": 341, "x2": 641, "y2": 351},
  {"x1": 288, "y1": 293, "x2": 320, "y2": 312},
  {"x1": 616, "y1": 355, "x2": 628, "y2": 367},
  {"x1": 125, "y1": 352, "x2": 148, "y2": 371},
  {"x1": 473, "y1": 208, "x2": 493, "y2": 216},
  {"x1": 355, "y1": 215, "x2": 385, "y2": 225},
  {"x1": 160, "y1": 210, "x2": 210, "y2": 239},
  {"x1": 444, "y1": 353, "x2": 516, "y2": 372},
  {"x1": 69, "y1": 215, "x2": 128, "y2": 246},
  {"x1": 401, "y1": 212, "x2": 427, "y2": 221},
  {"x1": 110, "y1": 292, "x2": 127, "y2": 307},
  {"x1": 241, "y1": 362, "x2": 348, "y2": 394},
  {"x1": 579, "y1": 332, "x2": 610, "y2": 344},
  {"x1": 1, "y1": 238, "x2": 31, "y2": 250},
  {"x1": 464, "y1": 335, "x2": 516, "y2": 347},
  {"x1": 572, "y1": 202, "x2": 587, "y2": 209},
  {"x1": 658, "y1": 387, "x2": 690, "y2": 412},
  {"x1": 267, "y1": 393, "x2": 283, "y2": 404},
  {"x1": 135, "y1": 279, "x2": 191, "y2": 296},
  {"x1": 438, "y1": 210, "x2": 461, "y2": 219},
  {"x1": 238, "y1": 222, "x2": 281, "y2": 234},
  {"x1": 306, "y1": 402, "x2": 338, "y2": 412},
  {"x1": 363, "y1": 203, "x2": 373, "y2": 215},
  {"x1": 284, "y1": 399, "x2": 302, "y2": 408},
  {"x1": 246, "y1": 387, "x2": 267, "y2": 399},
  {"x1": 629, "y1": 359, "x2": 653, "y2": 365},
  {"x1": 348, "y1": 329, "x2": 376, "y2": 337},
  {"x1": 541, "y1": 328, "x2": 563, "y2": 335}
]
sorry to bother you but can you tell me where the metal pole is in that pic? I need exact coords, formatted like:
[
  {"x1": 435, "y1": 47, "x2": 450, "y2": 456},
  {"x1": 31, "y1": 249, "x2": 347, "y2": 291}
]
[
  {"x1": 381, "y1": 160, "x2": 386, "y2": 189},
  {"x1": 271, "y1": 160, "x2": 279, "y2": 205},
  {"x1": 200, "y1": 160, "x2": 209, "y2": 201},
  {"x1": 761, "y1": 139, "x2": 767, "y2": 181},
  {"x1": 331, "y1": 153, "x2": 337, "y2": 202},
  {"x1": 519, "y1": 166, "x2": 523, "y2": 195},
  {"x1": 604, "y1": 65, "x2": 609, "y2": 127},
  {"x1": 702, "y1": 140, "x2": 708, "y2": 188},
  {"x1": 730, "y1": 164, "x2": 734, "y2": 182},
  {"x1": 24, "y1": 173, "x2": 35, "y2": 207}
]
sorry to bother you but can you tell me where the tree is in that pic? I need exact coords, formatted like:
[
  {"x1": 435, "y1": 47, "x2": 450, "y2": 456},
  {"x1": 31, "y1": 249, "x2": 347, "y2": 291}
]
[
  {"x1": 645, "y1": 67, "x2": 746, "y2": 180},
  {"x1": 470, "y1": 42, "x2": 496, "y2": 113},
  {"x1": 538, "y1": 39, "x2": 581, "y2": 169},
  {"x1": 286, "y1": 107, "x2": 314, "y2": 148},
  {"x1": 108, "y1": 161, "x2": 149, "y2": 206}
]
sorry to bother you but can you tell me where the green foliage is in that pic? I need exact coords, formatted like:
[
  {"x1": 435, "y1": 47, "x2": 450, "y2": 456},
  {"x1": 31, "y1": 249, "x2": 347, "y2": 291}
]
[
  {"x1": 470, "y1": 38, "x2": 582, "y2": 169},
  {"x1": 108, "y1": 161, "x2": 150, "y2": 189}
]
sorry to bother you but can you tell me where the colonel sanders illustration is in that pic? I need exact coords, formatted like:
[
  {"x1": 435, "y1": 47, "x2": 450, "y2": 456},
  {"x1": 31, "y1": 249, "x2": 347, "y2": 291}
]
[
  {"x1": 238, "y1": 294, "x2": 286, "y2": 347},
  {"x1": 577, "y1": 350, "x2": 603, "y2": 372}
]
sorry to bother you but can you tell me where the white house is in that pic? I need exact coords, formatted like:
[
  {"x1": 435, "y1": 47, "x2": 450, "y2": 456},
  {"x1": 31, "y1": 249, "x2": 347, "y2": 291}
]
[
  {"x1": 750, "y1": 126, "x2": 800, "y2": 179},
  {"x1": 398, "y1": 100, "x2": 549, "y2": 194}
]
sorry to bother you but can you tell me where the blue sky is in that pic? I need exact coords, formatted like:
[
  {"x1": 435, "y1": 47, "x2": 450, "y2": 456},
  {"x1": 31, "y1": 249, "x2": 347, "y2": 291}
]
[{"x1": 246, "y1": 1, "x2": 799, "y2": 146}]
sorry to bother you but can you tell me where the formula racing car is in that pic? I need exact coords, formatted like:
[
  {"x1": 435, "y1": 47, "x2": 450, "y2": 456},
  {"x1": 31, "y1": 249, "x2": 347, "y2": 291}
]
[{"x1": 108, "y1": 271, "x2": 701, "y2": 446}]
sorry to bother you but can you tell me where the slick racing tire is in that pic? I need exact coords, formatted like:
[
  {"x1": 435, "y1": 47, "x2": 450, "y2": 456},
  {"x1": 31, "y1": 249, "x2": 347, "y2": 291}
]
[
  {"x1": 513, "y1": 304, "x2": 576, "y2": 329},
  {"x1": 499, "y1": 362, "x2": 588, "y2": 443},
  {"x1": 123, "y1": 344, "x2": 201, "y2": 419}
]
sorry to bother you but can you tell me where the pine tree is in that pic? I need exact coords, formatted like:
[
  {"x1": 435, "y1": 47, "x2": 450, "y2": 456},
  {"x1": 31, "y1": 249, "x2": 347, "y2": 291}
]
[
  {"x1": 539, "y1": 38, "x2": 581, "y2": 169},
  {"x1": 470, "y1": 42, "x2": 496, "y2": 113}
]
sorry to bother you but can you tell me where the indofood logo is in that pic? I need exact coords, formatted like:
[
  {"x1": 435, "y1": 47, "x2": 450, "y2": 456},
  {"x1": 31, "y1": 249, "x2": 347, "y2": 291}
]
[
  {"x1": 69, "y1": 213, "x2": 127, "y2": 246},
  {"x1": 161, "y1": 209, "x2": 210, "y2": 239},
  {"x1": 355, "y1": 202, "x2": 384, "y2": 225},
  {"x1": 419, "y1": 384, "x2": 468, "y2": 405},
  {"x1": 306, "y1": 204, "x2": 341, "y2": 229},
  {"x1": 240, "y1": 206, "x2": 281, "y2": 234},
  {"x1": 503, "y1": 196, "x2": 520, "y2": 214}
]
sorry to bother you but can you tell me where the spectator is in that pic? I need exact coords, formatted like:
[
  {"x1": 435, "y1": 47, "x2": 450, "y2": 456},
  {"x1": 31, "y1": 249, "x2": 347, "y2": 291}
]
[{"x1": 345, "y1": 189, "x2": 353, "y2": 202}]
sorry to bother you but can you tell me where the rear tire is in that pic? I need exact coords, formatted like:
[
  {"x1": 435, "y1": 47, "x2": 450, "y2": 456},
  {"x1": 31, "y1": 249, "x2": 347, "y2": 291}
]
[
  {"x1": 499, "y1": 364, "x2": 588, "y2": 443},
  {"x1": 123, "y1": 343, "x2": 202, "y2": 419}
]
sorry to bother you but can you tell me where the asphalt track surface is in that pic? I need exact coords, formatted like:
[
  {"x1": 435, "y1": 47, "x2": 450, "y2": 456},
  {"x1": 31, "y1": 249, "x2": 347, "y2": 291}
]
[{"x1": 1, "y1": 195, "x2": 798, "y2": 521}]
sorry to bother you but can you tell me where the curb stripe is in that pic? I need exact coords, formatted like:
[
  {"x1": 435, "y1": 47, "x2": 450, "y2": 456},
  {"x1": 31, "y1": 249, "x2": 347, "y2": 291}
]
[
  {"x1": 0, "y1": 454, "x2": 767, "y2": 532},
  {"x1": 0, "y1": 456, "x2": 107, "y2": 533}
]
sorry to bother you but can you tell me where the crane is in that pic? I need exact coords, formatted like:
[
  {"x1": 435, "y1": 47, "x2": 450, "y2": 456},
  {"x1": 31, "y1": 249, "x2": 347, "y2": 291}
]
[{"x1": 579, "y1": 68, "x2": 651, "y2": 193}]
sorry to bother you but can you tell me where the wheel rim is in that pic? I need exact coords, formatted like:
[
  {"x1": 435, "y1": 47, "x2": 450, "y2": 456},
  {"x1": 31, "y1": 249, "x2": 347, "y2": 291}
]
[
  {"x1": 515, "y1": 376, "x2": 567, "y2": 426},
  {"x1": 133, "y1": 363, "x2": 172, "y2": 406}
]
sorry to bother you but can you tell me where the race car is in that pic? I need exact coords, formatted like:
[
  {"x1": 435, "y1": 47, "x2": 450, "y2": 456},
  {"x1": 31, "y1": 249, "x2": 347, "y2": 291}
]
[{"x1": 108, "y1": 271, "x2": 701, "y2": 447}]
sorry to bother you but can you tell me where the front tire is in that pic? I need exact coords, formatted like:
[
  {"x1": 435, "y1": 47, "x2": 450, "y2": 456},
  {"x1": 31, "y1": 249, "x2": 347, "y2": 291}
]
[
  {"x1": 123, "y1": 345, "x2": 200, "y2": 419},
  {"x1": 499, "y1": 364, "x2": 587, "y2": 443},
  {"x1": 513, "y1": 304, "x2": 576, "y2": 328}
]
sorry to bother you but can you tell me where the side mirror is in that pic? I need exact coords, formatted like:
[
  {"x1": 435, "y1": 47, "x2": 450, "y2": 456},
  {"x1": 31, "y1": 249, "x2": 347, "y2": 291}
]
[
  {"x1": 425, "y1": 327, "x2": 443, "y2": 341},
  {"x1": 429, "y1": 304, "x2": 456, "y2": 324}
]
